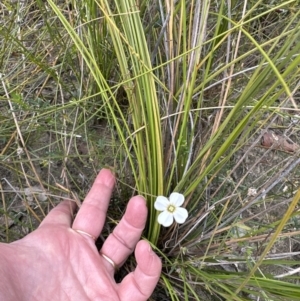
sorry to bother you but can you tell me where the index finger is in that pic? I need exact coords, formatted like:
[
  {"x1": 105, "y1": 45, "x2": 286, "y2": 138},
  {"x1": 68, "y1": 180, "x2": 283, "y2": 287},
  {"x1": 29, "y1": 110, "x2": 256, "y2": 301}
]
[{"x1": 72, "y1": 169, "x2": 115, "y2": 239}]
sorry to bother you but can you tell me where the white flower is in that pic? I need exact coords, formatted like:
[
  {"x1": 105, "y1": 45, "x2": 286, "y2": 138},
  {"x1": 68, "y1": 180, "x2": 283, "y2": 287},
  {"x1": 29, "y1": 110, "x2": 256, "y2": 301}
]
[{"x1": 154, "y1": 192, "x2": 188, "y2": 227}]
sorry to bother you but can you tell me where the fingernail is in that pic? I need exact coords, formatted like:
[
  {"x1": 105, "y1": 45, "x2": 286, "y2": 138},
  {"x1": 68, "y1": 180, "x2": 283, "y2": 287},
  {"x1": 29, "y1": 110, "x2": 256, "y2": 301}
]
[
  {"x1": 100, "y1": 169, "x2": 115, "y2": 188},
  {"x1": 148, "y1": 244, "x2": 153, "y2": 253},
  {"x1": 137, "y1": 195, "x2": 146, "y2": 203},
  {"x1": 105, "y1": 175, "x2": 115, "y2": 188}
]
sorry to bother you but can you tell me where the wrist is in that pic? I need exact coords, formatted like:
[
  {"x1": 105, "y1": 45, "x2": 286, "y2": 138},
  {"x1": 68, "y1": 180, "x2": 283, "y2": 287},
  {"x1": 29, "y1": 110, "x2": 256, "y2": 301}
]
[{"x1": 0, "y1": 243, "x2": 22, "y2": 300}]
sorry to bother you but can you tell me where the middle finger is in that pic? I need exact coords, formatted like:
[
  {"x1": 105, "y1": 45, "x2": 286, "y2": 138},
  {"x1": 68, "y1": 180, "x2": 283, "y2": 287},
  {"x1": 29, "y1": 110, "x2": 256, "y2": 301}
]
[{"x1": 100, "y1": 195, "x2": 147, "y2": 272}]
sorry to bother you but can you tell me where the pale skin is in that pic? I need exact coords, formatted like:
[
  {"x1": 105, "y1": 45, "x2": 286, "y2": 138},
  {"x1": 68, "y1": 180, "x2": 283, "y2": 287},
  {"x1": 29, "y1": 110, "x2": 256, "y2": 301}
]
[{"x1": 0, "y1": 169, "x2": 162, "y2": 301}]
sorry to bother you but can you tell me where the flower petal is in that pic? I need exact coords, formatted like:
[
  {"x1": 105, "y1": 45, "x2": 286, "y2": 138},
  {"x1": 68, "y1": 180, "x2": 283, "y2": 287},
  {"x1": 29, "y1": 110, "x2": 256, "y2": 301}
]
[
  {"x1": 154, "y1": 196, "x2": 169, "y2": 210},
  {"x1": 169, "y1": 192, "x2": 185, "y2": 206},
  {"x1": 158, "y1": 211, "x2": 174, "y2": 227},
  {"x1": 173, "y1": 207, "x2": 188, "y2": 224}
]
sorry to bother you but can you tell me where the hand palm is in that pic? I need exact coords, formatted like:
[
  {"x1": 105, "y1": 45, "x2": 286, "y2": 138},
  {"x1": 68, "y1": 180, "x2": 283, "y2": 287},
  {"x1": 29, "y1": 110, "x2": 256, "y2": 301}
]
[
  {"x1": 3, "y1": 169, "x2": 161, "y2": 301},
  {"x1": 15, "y1": 225, "x2": 120, "y2": 300}
]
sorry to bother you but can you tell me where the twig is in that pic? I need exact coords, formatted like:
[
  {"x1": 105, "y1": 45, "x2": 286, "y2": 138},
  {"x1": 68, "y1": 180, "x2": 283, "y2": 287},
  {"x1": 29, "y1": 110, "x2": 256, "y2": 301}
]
[{"x1": 274, "y1": 266, "x2": 300, "y2": 279}]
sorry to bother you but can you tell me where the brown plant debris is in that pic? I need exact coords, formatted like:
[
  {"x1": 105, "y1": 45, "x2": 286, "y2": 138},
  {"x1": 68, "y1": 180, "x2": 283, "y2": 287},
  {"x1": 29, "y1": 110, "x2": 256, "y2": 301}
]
[{"x1": 261, "y1": 132, "x2": 299, "y2": 152}]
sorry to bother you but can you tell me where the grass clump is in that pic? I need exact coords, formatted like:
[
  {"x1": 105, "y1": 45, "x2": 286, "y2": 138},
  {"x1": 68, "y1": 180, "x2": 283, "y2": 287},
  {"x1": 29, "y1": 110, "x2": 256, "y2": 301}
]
[{"x1": 1, "y1": 0, "x2": 300, "y2": 300}]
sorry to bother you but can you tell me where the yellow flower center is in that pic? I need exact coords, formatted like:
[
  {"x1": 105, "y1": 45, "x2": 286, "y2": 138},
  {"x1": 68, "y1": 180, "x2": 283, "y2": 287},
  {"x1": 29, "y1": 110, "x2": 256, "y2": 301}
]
[{"x1": 167, "y1": 205, "x2": 176, "y2": 213}]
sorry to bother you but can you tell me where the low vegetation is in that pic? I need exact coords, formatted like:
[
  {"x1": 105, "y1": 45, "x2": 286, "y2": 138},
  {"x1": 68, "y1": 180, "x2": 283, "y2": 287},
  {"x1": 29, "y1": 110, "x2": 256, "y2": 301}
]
[{"x1": 1, "y1": 0, "x2": 300, "y2": 300}]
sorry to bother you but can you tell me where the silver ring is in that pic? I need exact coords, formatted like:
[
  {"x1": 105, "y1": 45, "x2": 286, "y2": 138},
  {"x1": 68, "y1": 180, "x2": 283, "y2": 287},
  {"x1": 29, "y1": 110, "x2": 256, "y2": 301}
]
[
  {"x1": 74, "y1": 229, "x2": 96, "y2": 241},
  {"x1": 100, "y1": 252, "x2": 118, "y2": 271}
]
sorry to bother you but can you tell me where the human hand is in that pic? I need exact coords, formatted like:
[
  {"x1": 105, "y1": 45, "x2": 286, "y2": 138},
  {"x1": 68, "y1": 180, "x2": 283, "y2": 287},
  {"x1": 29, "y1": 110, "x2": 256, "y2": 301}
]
[{"x1": 0, "y1": 169, "x2": 161, "y2": 301}]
